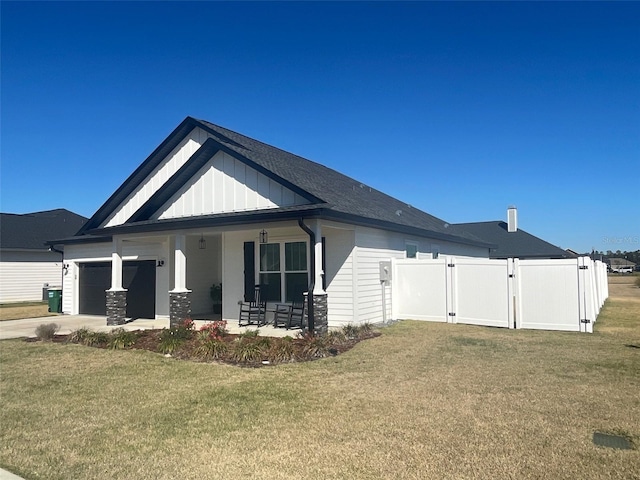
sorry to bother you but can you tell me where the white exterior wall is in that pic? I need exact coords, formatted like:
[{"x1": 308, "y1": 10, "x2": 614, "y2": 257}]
[
  {"x1": 155, "y1": 151, "x2": 308, "y2": 219},
  {"x1": 323, "y1": 225, "x2": 356, "y2": 326},
  {"x1": 0, "y1": 250, "x2": 63, "y2": 303},
  {"x1": 63, "y1": 240, "x2": 169, "y2": 317}
]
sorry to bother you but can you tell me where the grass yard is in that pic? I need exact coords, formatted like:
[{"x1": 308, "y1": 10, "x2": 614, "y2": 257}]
[
  {"x1": 0, "y1": 302, "x2": 54, "y2": 322},
  {"x1": 1, "y1": 279, "x2": 639, "y2": 479}
]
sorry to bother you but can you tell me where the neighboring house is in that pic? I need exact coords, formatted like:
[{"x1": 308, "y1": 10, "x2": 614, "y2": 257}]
[
  {"x1": 0, "y1": 209, "x2": 87, "y2": 303},
  {"x1": 607, "y1": 258, "x2": 636, "y2": 273},
  {"x1": 451, "y1": 207, "x2": 575, "y2": 260},
  {"x1": 48, "y1": 116, "x2": 491, "y2": 330}
]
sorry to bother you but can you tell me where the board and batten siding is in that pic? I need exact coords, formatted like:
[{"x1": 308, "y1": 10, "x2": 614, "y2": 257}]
[
  {"x1": 102, "y1": 128, "x2": 208, "y2": 228},
  {"x1": 62, "y1": 241, "x2": 169, "y2": 316},
  {"x1": 0, "y1": 251, "x2": 63, "y2": 303},
  {"x1": 154, "y1": 151, "x2": 309, "y2": 220}
]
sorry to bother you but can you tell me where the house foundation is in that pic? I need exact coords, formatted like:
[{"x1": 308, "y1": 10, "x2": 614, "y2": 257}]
[{"x1": 106, "y1": 290, "x2": 127, "y2": 325}]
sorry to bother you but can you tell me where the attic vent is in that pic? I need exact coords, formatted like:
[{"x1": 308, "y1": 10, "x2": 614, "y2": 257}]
[
  {"x1": 444, "y1": 223, "x2": 449, "y2": 228},
  {"x1": 359, "y1": 183, "x2": 365, "y2": 189},
  {"x1": 395, "y1": 210, "x2": 402, "y2": 216}
]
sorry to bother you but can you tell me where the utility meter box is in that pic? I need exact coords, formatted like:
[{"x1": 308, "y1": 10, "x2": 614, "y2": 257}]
[{"x1": 379, "y1": 261, "x2": 392, "y2": 282}]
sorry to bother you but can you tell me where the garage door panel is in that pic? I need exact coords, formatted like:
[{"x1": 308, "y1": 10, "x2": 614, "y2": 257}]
[{"x1": 79, "y1": 261, "x2": 155, "y2": 318}]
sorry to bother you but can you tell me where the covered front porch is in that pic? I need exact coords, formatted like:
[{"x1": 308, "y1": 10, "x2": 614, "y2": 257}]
[{"x1": 104, "y1": 219, "x2": 327, "y2": 333}]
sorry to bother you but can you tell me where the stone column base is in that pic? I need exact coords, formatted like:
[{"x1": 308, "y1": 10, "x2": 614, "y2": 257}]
[
  {"x1": 106, "y1": 290, "x2": 127, "y2": 326},
  {"x1": 305, "y1": 293, "x2": 329, "y2": 335},
  {"x1": 170, "y1": 291, "x2": 192, "y2": 327}
]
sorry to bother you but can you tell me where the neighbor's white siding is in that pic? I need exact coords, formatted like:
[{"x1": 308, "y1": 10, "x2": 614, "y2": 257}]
[
  {"x1": 154, "y1": 151, "x2": 309, "y2": 220},
  {"x1": 0, "y1": 250, "x2": 63, "y2": 303}
]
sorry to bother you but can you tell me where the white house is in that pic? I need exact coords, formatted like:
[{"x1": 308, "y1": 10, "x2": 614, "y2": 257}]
[
  {"x1": 0, "y1": 209, "x2": 87, "y2": 303},
  {"x1": 49, "y1": 117, "x2": 490, "y2": 331}
]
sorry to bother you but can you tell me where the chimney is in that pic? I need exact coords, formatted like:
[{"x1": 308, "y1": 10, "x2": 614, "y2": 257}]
[{"x1": 507, "y1": 206, "x2": 518, "y2": 232}]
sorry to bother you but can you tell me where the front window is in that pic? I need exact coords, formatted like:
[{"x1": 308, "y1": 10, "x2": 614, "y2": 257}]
[{"x1": 259, "y1": 241, "x2": 308, "y2": 302}]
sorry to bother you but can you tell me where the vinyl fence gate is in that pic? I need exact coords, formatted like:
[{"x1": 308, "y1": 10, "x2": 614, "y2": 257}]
[{"x1": 387, "y1": 256, "x2": 608, "y2": 333}]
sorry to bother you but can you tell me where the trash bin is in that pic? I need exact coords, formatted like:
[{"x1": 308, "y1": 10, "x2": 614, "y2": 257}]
[{"x1": 47, "y1": 288, "x2": 62, "y2": 313}]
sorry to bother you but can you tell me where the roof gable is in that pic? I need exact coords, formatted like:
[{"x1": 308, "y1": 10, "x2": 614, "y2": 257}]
[
  {"x1": 0, "y1": 209, "x2": 87, "y2": 250},
  {"x1": 76, "y1": 116, "x2": 488, "y2": 247}
]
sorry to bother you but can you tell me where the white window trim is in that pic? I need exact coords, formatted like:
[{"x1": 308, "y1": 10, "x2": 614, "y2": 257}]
[
  {"x1": 258, "y1": 240, "x2": 309, "y2": 303},
  {"x1": 405, "y1": 241, "x2": 419, "y2": 259}
]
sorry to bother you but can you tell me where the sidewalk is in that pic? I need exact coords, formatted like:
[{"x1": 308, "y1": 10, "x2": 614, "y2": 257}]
[
  {"x1": 0, "y1": 467, "x2": 25, "y2": 480},
  {"x1": 0, "y1": 315, "x2": 297, "y2": 340}
]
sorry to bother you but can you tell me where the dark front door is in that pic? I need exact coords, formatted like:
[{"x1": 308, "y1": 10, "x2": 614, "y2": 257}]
[
  {"x1": 79, "y1": 260, "x2": 156, "y2": 319},
  {"x1": 124, "y1": 260, "x2": 156, "y2": 319}
]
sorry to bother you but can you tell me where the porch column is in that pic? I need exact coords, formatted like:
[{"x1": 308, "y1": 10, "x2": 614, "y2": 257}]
[
  {"x1": 106, "y1": 237, "x2": 127, "y2": 325},
  {"x1": 169, "y1": 233, "x2": 192, "y2": 326},
  {"x1": 310, "y1": 220, "x2": 328, "y2": 335}
]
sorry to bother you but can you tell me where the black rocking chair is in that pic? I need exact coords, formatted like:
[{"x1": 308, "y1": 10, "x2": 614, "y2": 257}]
[
  {"x1": 273, "y1": 299, "x2": 306, "y2": 330},
  {"x1": 238, "y1": 285, "x2": 267, "y2": 327}
]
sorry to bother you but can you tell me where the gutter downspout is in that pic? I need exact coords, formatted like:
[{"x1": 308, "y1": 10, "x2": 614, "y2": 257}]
[
  {"x1": 297, "y1": 218, "x2": 315, "y2": 335},
  {"x1": 49, "y1": 245, "x2": 65, "y2": 296}
]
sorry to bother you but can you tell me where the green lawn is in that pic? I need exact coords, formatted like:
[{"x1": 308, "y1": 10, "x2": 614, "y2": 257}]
[{"x1": 1, "y1": 282, "x2": 638, "y2": 479}]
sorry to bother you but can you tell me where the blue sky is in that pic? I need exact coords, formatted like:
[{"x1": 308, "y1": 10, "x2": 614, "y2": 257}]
[{"x1": 1, "y1": 1, "x2": 638, "y2": 253}]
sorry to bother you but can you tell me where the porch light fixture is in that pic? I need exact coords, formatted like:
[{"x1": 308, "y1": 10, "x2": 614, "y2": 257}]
[
  {"x1": 259, "y1": 229, "x2": 268, "y2": 244},
  {"x1": 199, "y1": 234, "x2": 207, "y2": 250}
]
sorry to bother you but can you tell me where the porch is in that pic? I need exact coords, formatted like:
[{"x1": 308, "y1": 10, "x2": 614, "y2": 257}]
[{"x1": 100, "y1": 219, "x2": 328, "y2": 333}]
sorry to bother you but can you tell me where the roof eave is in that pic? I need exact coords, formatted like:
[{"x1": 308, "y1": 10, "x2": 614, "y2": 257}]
[{"x1": 87, "y1": 207, "x2": 493, "y2": 249}]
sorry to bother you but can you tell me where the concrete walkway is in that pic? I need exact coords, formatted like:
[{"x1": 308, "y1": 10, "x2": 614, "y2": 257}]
[
  {"x1": 0, "y1": 468, "x2": 25, "y2": 480},
  {"x1": 0, "y1": 315, "x2": 299, "y2": 340}
]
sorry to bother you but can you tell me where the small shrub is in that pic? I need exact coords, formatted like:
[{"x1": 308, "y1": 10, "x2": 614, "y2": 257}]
[
  {"x1": 107, "y1": 328, "x2": 136, "y2": 350},
  {"x1": 239, "y1": 329, "x2": 260, "y2": 339},
  {"x1": 342, "y1": 324, "x2": 359, "y2": 340},
  {"x1": 299, "y1": 332, "x2": 331, "y2": 359},
  {"x1": 158, "y1": 328, "x2": 186, "y2": 354},
  {"x1": 357, "y1": 322, "x2": 373, "y2": 337},
  {"x1": 85, "y1": 331, "x2": 109, "y2": 347},
  {"x1": 174, "y1": 318, "x2": 195, "y2": 340},
  {"x1": 35, "y1": 323, "x2": 60, "y2": 341},
  {"x1": 199, "y1": 320, "x2": 228, "y2": 340},
  {"x1": 325, "y1": 330, "x2": 347, "y2": 346},
  {"x1": 267, "y1": 337, "x2": 295, "y2": 363},
  {"x1": 231, "y1": 339, "x2": 264, "y2": 363},
  {"x1": 67, "y1": 327, "x2": 92, "y2": 344},
  {"x1": 194, "y1": 338, "x2": 229, "y2": 359}
]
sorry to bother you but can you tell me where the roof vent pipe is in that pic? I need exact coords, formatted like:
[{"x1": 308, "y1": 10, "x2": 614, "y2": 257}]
[{"x1": 507, "y1": 206, "x2": 518, "y2": 232}]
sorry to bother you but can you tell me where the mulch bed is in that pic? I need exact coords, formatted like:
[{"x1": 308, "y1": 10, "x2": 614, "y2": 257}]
[{"x1": 28, "y1": 329, "x2": 381, "y2": 367}]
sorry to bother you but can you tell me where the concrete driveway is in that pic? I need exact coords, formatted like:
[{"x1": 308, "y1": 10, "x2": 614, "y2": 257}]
[{"x1": 0, "y1": 315, "x2": 168, "y2": 340}]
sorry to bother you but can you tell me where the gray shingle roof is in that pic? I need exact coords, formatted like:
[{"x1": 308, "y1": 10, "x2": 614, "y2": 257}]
[
  {"x1": 196, "y1": 119, "x2": 480, "y2": 242},
  {"x1": 0, "y1": 209, "x2": 87, "y2": 250},
  {"x1": 450, "y1": 221, "x2": 574, "y2": 259},
  {"x1": 77, "y1": 117, "x2": 488, "y2": 246}
]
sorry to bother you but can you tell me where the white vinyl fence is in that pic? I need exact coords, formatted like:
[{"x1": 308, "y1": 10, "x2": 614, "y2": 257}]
[{"x1": 388, "y1": 256, "x2": 608, "y2": 333}]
